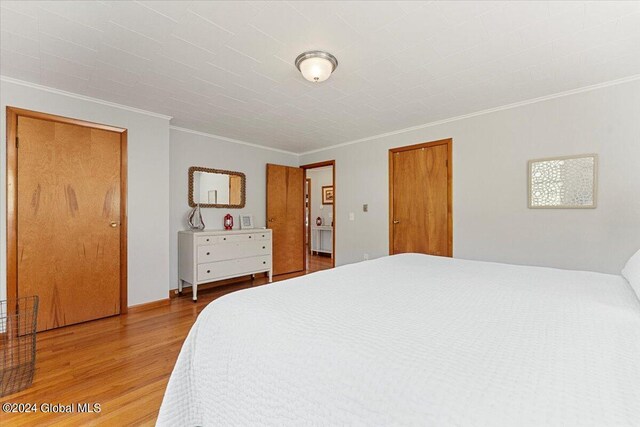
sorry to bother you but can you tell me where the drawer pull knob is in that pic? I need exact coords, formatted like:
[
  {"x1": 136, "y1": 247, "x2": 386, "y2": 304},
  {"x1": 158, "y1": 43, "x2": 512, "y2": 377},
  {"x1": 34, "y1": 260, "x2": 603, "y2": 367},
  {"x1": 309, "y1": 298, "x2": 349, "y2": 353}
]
[
  {"x1": 262, "y1": 246, "x2": 265, "y2": 249},
  {"x1": 249, "y1": 236, "x2": 252, "y2": 239},
  {"x1": 263, "y1": 261, "x2": 266, "y2": 264},
  {"x1": 207, "y1": 270, "x2": 211, "y2": 273},
  {"x1": 223, "y1": 238, "x2": 226, "y2": 240},
  {"x1": 206, "y1": 252, "x2": 210, "y2": 255},
  {"x1": 206, "y1": 239, "x2": 210, "y2": 242}
]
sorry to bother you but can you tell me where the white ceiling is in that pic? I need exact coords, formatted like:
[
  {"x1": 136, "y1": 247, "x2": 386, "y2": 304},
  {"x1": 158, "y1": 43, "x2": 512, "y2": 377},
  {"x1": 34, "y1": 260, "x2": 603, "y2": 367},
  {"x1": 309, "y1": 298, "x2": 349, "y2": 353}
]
[{"x1": 1, "y1": 1, "x2": 639, "y2": 153}]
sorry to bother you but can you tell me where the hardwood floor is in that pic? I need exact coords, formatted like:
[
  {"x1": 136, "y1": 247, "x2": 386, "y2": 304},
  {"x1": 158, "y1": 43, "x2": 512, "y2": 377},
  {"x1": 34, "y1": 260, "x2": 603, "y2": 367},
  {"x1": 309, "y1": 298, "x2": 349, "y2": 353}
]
[
  {"x1": 1, "y1": 260, "x2": 334, "y2": 426},
  {"x1": 307, "y1": 253, "x2": 333, "y2": 272}
]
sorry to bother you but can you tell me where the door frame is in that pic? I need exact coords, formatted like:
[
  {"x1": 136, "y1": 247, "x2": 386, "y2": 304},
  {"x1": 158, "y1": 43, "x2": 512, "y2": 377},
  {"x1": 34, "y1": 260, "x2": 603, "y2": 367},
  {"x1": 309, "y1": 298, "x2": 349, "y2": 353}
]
[
  {"x1": 388, "y1": 138, "x2": 452, "y2": 257},
  {"x1": 6, "y1": 107, "x2": 129, "y2": 313},
  {"x1": 305, "y1": 178, "x2": 311, "y2": 255},
  {"x1": 300, "y1": 160, "x2": 335, "y2": 268}
]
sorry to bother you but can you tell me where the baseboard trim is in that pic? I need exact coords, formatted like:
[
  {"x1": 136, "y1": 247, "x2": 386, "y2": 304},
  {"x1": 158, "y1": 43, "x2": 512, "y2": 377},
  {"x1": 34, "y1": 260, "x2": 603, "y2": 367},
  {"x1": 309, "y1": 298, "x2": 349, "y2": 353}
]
[
  {"x1": 169, "y1": 273, "x2": 268, "y2": 298},
  {"x1": 128, "y1": 298, "x2": 171, "y2": 313}
]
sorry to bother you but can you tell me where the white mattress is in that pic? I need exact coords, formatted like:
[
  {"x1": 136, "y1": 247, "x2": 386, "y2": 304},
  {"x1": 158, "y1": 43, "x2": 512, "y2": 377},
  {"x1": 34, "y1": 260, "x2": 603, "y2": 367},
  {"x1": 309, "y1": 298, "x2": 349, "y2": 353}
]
[{"x1": 158, "y1": 254, "x2": 640, "y2": 426}]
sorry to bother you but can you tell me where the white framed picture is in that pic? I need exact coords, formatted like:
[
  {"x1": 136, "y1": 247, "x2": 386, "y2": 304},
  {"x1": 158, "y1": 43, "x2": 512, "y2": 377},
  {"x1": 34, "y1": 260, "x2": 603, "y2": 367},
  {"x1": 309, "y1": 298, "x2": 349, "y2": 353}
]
[
  {"x1": 528, "y1": 154, "x2": 598, "y2": 209},
  {"x1": 239, "y1": 214, "x2": 254, "y2": 229}
]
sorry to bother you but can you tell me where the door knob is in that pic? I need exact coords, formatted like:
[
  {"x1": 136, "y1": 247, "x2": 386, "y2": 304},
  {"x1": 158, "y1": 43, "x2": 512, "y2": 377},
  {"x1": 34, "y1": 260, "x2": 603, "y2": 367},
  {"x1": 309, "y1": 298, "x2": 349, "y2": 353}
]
[
  {"x1": 268, "y1": 218, "x2": 275, "y2": 222},
  {"x1": 110, "y1": 222, "x2": 119, "y2": 228},
  {"x1": 393, "y1": 220, "x2": 400, "y2": 224}
]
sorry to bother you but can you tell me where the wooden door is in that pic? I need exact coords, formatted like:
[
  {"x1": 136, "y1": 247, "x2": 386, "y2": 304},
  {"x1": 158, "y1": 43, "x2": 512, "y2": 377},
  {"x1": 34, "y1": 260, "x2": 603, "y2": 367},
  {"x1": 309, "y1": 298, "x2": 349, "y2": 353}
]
[
  {"x1": 16, "y1": 115, "x2": 124, "y2": 331},
  {"x1": 266, "y1": 164, "x2": 305, "y2": 275},
  {"x1": 389, "y1": 139, "x2": 452, "y2": 257}
]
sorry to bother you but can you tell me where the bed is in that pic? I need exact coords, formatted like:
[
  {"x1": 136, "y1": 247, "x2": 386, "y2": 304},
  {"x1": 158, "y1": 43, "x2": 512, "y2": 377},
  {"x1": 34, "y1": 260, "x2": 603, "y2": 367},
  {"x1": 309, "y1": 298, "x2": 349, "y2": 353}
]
[{"x1": 158, "y1": 253, "x2": 640, "y2": 426}]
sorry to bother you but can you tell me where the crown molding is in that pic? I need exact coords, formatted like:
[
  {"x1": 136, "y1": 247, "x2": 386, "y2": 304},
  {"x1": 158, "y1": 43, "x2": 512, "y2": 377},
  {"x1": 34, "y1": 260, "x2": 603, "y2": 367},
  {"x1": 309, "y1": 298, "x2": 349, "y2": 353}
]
[
  {"x1": 4, "y1": 73, "x2": 638, "y2": 157},
  {"x1": 0, "y1": 75, "x2": 173, "y2": 120},
  {"x1": 299, "y1": 74, "x2": 640, "y2": 156},
  {"x1": 169, "y1": 126, "x2": 299, "y2": 156}
]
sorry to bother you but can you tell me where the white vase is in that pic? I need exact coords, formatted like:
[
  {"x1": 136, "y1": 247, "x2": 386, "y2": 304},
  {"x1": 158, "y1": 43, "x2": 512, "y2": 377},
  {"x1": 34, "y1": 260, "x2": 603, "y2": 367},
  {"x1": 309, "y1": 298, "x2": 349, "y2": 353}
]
[{"x1": 187, "y1": 204, "x2": 205, "y2": 230}]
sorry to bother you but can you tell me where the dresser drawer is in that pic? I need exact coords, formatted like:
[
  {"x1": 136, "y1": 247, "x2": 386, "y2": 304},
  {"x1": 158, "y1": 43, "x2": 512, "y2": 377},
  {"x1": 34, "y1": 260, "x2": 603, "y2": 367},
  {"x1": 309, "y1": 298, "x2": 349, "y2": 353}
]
[
  {"x1": 251, "y1": 231, "x2": 270, "y2": 241},
  {"x1": 198, "y1": 241, "x2": 271, "y2": 263},
  {"x1": 196, "y1": 231, "x2": 270, "y2": 246},
  {"x1": 198, "y1": 256, "x2": 271, "y2": 282}
]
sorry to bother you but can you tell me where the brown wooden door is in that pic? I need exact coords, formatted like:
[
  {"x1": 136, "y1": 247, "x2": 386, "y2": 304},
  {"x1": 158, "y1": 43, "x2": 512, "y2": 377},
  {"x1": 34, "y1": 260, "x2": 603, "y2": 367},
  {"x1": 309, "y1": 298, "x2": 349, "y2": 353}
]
[
  {"x1": 266, "y1": 164, "x2": 305, "y2": 275},
  {"x1": 17, "y1": 116, "x2": 123, "y2": 331},
  {"x1": 390, "y1": 139, "x2": 452, "y2": 257}
]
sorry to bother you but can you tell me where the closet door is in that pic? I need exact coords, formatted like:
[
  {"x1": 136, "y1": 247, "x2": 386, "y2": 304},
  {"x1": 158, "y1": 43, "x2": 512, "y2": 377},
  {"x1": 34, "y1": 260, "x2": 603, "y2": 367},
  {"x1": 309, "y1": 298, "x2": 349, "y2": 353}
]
[
  {"x1": 389, "y1": 139, "x2": 452, "y2": 257},
  {"x1": 16, "y1": 114, "x2": 124, "y2": 331},
  {"x1": 266, "y1": 164, "x2": 305, "y2": 275}
]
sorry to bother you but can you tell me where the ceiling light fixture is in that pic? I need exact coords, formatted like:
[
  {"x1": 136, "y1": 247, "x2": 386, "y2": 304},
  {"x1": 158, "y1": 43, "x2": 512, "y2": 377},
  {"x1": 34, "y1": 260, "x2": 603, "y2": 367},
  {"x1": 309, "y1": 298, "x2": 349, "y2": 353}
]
[{"x1": 295, "y1": 51, "x2": 338, "y2": 83}]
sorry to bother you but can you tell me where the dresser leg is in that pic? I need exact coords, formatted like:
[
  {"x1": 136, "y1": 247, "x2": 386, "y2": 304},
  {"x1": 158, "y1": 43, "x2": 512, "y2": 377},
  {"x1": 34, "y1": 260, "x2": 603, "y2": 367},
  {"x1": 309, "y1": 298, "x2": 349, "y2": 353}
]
[
  {"x1": 192, "y1": 284, "x2": 198, "y2": 302},
  {"x1": 178, "y1": 279, "x2": 184, "y2": 294},
  {"x1": 268, "y1": 269, "x2": 273, "y2": 283}
]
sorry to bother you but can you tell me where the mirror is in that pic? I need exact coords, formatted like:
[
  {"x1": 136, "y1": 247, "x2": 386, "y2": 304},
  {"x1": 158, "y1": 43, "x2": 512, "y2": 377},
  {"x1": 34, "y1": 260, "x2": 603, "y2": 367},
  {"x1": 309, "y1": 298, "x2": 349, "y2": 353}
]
[
  {"x1": 188, "y1": 166, "x2": 246, "y2": 208},
  {"x1": 528, "y1": 154, "x2": 597, "y2": 209}
]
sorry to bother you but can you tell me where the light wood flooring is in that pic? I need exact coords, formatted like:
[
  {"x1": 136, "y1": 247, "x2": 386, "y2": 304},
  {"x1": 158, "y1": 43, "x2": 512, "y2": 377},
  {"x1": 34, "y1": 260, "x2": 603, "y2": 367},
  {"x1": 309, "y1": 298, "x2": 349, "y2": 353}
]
[
  {"x1": 0, "y1": 257, "x2": 333, "y2": 426},
  {"x1": 306, "y1": 253, "x2": 334, "y2": 272}
]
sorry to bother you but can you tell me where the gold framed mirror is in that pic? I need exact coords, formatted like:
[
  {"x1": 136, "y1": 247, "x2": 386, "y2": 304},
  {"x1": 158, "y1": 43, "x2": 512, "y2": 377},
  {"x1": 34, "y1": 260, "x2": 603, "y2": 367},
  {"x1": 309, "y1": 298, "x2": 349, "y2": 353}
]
[{"x1": 188, "y1": 166, "x2": 246, "y2": 208}]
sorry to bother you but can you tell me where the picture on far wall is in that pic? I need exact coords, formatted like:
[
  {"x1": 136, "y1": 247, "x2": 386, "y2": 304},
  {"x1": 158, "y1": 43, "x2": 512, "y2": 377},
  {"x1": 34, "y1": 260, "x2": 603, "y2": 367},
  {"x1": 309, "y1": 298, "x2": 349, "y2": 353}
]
[
  {"x1": 322, "y1": 186, "x2": 334, "y2": 205},
  {"x1": 528, "y1": 154, "x2": 598, "y2": 209}
]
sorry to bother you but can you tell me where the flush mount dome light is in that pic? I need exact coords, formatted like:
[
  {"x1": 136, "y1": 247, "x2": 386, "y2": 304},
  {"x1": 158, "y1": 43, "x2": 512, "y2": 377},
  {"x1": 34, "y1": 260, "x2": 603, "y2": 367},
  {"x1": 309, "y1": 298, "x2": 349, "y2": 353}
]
[{"x1": 295, "y1": 51, "x2": 338, "y2": 83}]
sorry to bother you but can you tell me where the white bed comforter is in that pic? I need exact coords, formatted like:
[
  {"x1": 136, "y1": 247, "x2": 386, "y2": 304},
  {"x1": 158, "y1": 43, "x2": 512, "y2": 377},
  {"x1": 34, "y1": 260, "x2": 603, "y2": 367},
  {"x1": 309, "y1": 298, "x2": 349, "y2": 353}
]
[{"x1": 158, "y1": 254, "x2": 640, "y2": 426}]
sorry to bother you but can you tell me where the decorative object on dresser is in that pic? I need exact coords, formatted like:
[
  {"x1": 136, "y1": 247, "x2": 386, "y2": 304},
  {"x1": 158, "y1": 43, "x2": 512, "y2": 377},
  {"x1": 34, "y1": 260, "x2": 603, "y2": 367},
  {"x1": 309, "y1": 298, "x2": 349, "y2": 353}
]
[
  {"x1": 322, "y1": 185, "x2": 334, "y2": 204},
  {"x1": 178, "y1": 229, "x2": 273, "y2": 302},
  {"x1": 528, "y1": 154, "x2": 598, "y2": 209},
  {"x1": 239, "y1": 215, "x2": 254, "y2": 229},
  {"x1": 187, "y1": 204, "x2": 205, "y2": 230},
  {"x1": 223, "y1": 214, "x2": 234, "y2": 230},
  {"x1": 188, "y1": 166, "x2": 246, "y2": 209}
]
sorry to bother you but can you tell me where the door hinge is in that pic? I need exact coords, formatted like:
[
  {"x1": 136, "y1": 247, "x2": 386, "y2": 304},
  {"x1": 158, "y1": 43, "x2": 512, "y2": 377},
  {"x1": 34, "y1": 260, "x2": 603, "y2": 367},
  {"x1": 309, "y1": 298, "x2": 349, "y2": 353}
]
[
  {"x1": 445, "y1": 159, "x2": 448, "y2": 167},
  {"x1": 16, "y1": 137, "x2": 19, "y2": 148}
]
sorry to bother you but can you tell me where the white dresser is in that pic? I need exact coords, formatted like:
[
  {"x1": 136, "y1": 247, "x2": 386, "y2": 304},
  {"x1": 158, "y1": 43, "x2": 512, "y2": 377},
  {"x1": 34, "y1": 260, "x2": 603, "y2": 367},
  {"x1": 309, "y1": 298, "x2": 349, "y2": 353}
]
[{"x1": 178, "y1": 229, "x2": 272, "y2": 301}]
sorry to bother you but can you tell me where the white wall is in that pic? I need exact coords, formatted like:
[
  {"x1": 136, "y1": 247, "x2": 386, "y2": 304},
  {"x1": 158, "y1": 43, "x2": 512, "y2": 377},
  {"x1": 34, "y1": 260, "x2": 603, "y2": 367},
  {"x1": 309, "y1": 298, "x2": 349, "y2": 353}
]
[
  {"x1": 300, "y1": 80, "x2": 640, "y2": 274},
  {"x1": 2, "y1": 77, "x2": 638, "y2": 307},
  {"x1": 169, "y1": 128, "x2": 298, "y2": 290},
  {"x1": 0, "y1": 78, "x2": 171, "y2": 305}
]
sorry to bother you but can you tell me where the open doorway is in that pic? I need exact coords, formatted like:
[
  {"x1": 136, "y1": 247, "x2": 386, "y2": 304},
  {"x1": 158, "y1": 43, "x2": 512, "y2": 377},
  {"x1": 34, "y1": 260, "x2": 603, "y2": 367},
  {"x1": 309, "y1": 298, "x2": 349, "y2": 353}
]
[{"x1": 301, "y1": 161, "x2": 335, "y2": 273}]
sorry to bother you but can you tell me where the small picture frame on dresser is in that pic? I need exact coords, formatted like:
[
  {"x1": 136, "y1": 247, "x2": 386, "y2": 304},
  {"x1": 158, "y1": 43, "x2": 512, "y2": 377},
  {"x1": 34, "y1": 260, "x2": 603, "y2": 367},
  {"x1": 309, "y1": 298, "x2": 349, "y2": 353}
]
[{"x1": 239, "y1": 214, "x2": 254, "y2": 229}]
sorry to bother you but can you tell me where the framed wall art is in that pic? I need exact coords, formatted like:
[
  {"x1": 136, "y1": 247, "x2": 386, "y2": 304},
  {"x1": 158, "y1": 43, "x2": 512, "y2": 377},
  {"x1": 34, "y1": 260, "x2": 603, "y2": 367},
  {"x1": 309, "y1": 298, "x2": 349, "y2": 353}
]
[
  {"x1": 528, "y1": 154, "x2": 598, "y2": 209},
  {"x1": 322, "y1": 186, "x2": 334, "y2": 205}
]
